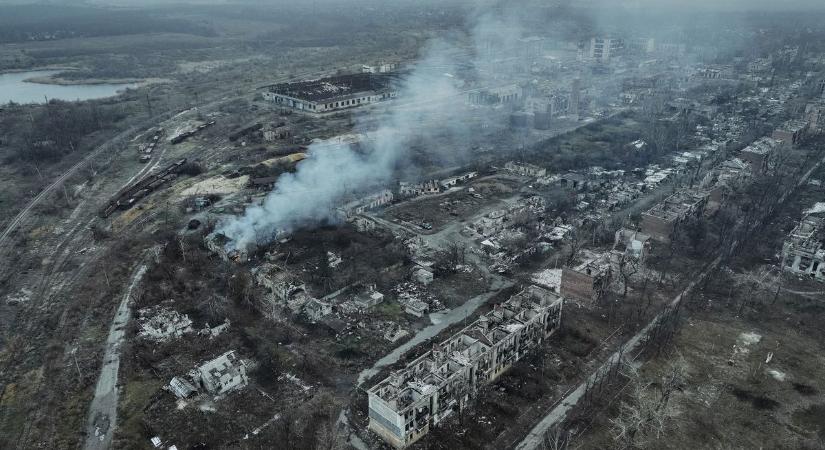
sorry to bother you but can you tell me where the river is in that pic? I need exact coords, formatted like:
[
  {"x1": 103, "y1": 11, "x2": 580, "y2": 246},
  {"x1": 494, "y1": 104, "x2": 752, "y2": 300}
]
[{"x1": 0, "y1": 70, "x2": 137, "y2": 105}]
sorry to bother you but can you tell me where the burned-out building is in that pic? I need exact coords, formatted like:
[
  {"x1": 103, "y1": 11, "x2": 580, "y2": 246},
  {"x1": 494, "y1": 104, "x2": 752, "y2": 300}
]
[
  {"x1": 588, "y1": 37, "x2": 624, "y2": 62},
  {"x1": 772, "y1": 120, "x2": 808, "y2": 147},
  {"x1": 705, "y1": 158, "x2": 752, "y2": 209},
  {"x1": 504, "y1": 161, "x2": 547, "y2": 178},
  {"x1": 205, "y1": 232, "x2": 249, "y2": 263},
  {"x1": 739, "y1": 137, "x2": 782, "y2": 174},
  {"x1": 805, "y1": 99, "x2": 825, "y2": 133},
  {"x1": 337, "y1": 190, "x2": 394, "y2": 220},
  {"x1": 613, "y1": 229, "x2": 652, "y2": 262},
  {"x1": 640, "y1": 190, "x2": 709, "y2": 243},
  {"x1": 399, "y1": 180, "x2": 440, "y2": 197},
  {"x1": 263, "y1": 73, "x2": 397, "y2": 113},
  {"x1": 137, "y1": 308, "x2": 193, "y2": 341},
  {"x1": 468, "y1": 85, "x2": 522, "y2": 106},
  {"x1": 560, "y1": 255, "x2": 612, "y2": 303},
  {"x1": 470, "y1": 196, "x2": 545, "y2": 237},
  {"x1": 439, "y1": 171, "x2": 478, "y2": 189},
  {"x1": 781, "y1": 204, "x2": 825, "y2": 281},
  {"x1": 190, "y1": 350, "x2": 248, "y2": 396},
  {"x1": 367, "y1": 287, "x2": 563, "y2": 448},
  {"x1": 253, "y1": 263, "x2": 317, "y2": 313}
]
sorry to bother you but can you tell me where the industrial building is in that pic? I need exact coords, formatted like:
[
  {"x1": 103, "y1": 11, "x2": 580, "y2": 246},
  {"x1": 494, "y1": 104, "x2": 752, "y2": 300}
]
[
  {"x1": 367, "y1": 287, "x2": 563, "y2": 448},
  {"x1": 263, "y1": 73, "x2": 397, "y2": 113}
]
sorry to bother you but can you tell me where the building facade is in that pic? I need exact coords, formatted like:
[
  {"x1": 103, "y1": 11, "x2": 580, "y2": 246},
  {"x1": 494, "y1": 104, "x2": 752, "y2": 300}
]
[{"x1": 560, "y1": 256, "x2": 612, "y2": 303}]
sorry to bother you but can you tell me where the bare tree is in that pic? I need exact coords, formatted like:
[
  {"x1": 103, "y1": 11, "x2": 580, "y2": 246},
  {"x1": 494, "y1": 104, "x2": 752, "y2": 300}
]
[
  {"x1": 617, "y1": 252, "x2": 640, "y2": 298},
  {"x1": 565, "y1": 228, "x2": 581, "y2": 266},
  {"x1": 435, "y1": 241, "x2": 467, "y2": 274},
  {"x1": 610, "y1": 357, "x2": 686, "y2": 449},
  {"x1": 542, "y1": 425, "x2": 570, "y2": 450}
]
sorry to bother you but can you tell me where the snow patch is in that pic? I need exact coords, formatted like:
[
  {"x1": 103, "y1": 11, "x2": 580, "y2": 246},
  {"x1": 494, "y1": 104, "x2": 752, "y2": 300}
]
[{"x1": 767, "y1": 368, "x2": 787, "y2": 382}]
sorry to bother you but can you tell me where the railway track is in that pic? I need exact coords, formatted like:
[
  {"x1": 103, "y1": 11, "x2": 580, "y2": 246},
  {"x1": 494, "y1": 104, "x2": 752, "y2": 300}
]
[{"x1": 4, "y1": 67, "x2": 375, "y2": 449}]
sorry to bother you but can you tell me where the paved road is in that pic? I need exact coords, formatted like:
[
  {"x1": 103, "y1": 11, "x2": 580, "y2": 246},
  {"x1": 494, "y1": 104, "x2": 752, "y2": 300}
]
[{"x1": 83, "y1": 263, "x2": 147, "y2": 450}]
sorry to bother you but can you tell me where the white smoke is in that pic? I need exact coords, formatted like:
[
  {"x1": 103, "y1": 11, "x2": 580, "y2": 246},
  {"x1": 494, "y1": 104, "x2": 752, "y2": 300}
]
[{"x1": 217, "y1": 11, "x2": 520, "y2": 248}]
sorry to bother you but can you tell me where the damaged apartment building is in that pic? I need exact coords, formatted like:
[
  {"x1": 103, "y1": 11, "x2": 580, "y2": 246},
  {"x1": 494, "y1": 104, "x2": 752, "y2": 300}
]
[
  {"x1": 367, "y1": 286, "x2": 563, "y2": 448},
  {"x1": 781, "y1": 203, "x2": 825, "y2": 281},
  {"x1": 263, "y1": 73, "x2": 397, "y2": 113},
  {"x1": 504, "y1": 160, "x2": 547, "y2": 178},
  {"x1": 772, "y1": 119, "x2": 808, "y2": 147},
  {"x1": 739, "y1": 136, "x2": 783, "y2": 174},
  {"x1": 640, "y1": 189, "x2": 709, "y2": 243},
  {"x1": 560, "y1": 253, "x2": 613, "y2": 303}
]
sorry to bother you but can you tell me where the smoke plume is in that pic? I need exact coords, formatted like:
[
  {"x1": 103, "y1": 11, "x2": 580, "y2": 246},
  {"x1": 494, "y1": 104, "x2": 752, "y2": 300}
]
[{"x1": 217, "y1": 35, "x2": 489, "y2": 249}]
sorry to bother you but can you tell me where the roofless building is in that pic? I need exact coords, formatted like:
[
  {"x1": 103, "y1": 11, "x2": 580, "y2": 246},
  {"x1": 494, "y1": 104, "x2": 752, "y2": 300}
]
[{"x1": 263, "y1": 73, "x2": 397, "y2": 113}]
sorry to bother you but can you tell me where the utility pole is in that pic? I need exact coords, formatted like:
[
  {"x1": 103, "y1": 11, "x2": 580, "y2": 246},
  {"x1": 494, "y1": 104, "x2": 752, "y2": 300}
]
[{"x1": 146, "y1": 93, "x2": 154, "y2": 117}]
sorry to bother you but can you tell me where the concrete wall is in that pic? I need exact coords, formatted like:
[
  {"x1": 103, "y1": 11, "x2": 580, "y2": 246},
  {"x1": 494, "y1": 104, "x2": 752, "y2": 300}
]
[
  {"x1": 560, "y1": 268, "x2": 595, "y2": 303},
  {"x1": 640, "y1": 213, "x2": 674, "y2": 243}
]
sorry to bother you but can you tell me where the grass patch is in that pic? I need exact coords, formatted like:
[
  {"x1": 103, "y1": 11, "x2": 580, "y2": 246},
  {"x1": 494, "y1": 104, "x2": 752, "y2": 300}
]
[
  {"x1": 118, "y1": 378, "x2": 163, "y2": 445},
  {"x1": 373, "y1": 300, "x2": 404, "y2": 320},
  {"x1": 793, "y1": 404, "x2": 825, "y2": 440}
]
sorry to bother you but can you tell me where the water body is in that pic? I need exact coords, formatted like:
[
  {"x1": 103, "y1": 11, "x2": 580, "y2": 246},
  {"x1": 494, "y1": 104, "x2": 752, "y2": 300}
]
[{"x1": 0, "y1": 70, "x2": 137, "y2": 105}]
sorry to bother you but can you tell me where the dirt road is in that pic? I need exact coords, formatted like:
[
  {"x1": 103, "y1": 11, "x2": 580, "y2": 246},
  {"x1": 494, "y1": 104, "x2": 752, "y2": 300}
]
[{"x1": 83, "y1": 263, "x2": 147, "y2": 450}]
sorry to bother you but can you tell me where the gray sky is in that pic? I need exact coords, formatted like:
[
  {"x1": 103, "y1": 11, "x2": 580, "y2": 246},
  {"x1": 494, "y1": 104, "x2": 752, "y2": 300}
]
[{"x1": 610, "y1": 0, "x2": 825, "y2": 11}]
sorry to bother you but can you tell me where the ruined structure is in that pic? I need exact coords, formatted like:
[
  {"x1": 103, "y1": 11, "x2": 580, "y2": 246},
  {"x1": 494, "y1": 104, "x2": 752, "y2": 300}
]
[
  {"x1": 705, "y1": 158, "x2": 752, "y2": 209},
  {"x1": 353, "y1": 286, "x2": 385, "y2": 309},
  {"x1": 613, "y1": 229, "x2": 651, "y2": 262},
  {"x1": 263, "y1": 73, "x2": 396, "y2": 113},
  {"x1": 640, "y1": 190, "x2": 709, "y2": 243},
  {"x1": 137, "y1": 308, "x2": 194, "y2": 341},
  {"x1": 781, "y1": 205, "x2": 825, "y2": 281},
  {"x1": 805, "y1": 99, "x2": 825, "y2": 133},
  {"x1": 205, "y1": 232, "x2": 249, "y2": 262},
  {"x1": 439, "y1": 171, "x2": 478, "y2": 189},
  {"x1": 560, "y1": 255, "x2": 612, "y2": 303},
  {"x1": 772, "y1": 120, "x2": 808, "y2": 147},
  {"x1": 739, "y1": 137, "x2": 782, "y2": 174},
  {"x1": 190, "y1": 350, "x2": 248, "y2": 396},
  {"x1": 468, "y1": 85, "x2": 521, "y2": 105},
  {"x1": 470, "y1": 196, "x2": 545, "y2": 237},
  {"x1": 367, "y1": 287, "x2": 563, "y2": 448},
  {"x1": 253, "y1": 263, "x2": 317, "y2": 313},
  {"x1": 398, "y1": 180, "x2": 440, "y2": 197},
  {"x1": 504, "y1": 161, "x2": 547, "y2": 178},
  {"x1": 337, "y1": 189, "x2": 394, "y2": 220},
  {"x1": 588, "y1": 37, "x2": 624, "y2": 62}
]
